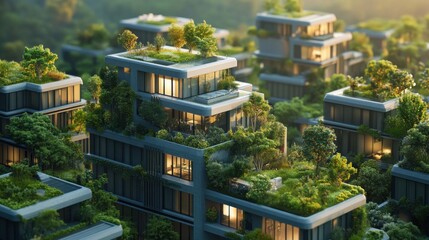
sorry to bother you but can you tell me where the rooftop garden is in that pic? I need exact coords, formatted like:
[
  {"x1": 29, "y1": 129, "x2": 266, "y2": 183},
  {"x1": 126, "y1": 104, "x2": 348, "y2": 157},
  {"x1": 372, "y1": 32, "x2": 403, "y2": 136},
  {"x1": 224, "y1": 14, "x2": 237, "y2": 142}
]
[
  {"x1": 0, "y1": 162, "x2": 62, "y2": 210},
  {"x1": 0, "y1": 45, "x2": 67, "y2": 87},
  {"x1": 118, "y1": 19, "x2": 218, "y2": 62},
  {"x1": 400, "y1": 121, "x2": 429, "y2": 173},
  {"x1": 136, "y1": 13, "x2": 178, "y2": 25},
  {"x1": 343, "y1": 60, "x2": 415, "y2": 102},
  {"x1": 356, "y1": 19, "x2": 398, "y2": 32},
  {"x1": 263, "y1": 0, "x2": 315, "y2": 18}
]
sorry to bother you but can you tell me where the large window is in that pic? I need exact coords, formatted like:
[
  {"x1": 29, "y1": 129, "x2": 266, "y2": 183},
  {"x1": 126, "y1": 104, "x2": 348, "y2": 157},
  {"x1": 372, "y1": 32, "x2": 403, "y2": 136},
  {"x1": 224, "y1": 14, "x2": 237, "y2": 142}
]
[
  {"x1": 221, "y1": 205, "x2": 243, "y2": 229},
  {"x1": 163, "y1": 188, "x2": 193, "y2": 216},
  {"x1": 300, "y1": 46, "x2": 331, "y2": 62},
  {"x1": 263, "y1": 218, "x2": 300, "y2": 240},
  {"x1": 164, "y1": 154, "x2": 192, "y2": 181}
]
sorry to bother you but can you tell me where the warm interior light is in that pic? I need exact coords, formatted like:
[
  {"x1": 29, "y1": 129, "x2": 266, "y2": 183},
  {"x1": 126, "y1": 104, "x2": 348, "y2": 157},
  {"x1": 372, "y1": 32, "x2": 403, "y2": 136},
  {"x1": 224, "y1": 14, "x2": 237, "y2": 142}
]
[
  {"x1": 223, "y1": 205, "x2": 229, "y2": 216},
  {"x1": 383, "y1": 148, "x2": 391, "y2": 154}
]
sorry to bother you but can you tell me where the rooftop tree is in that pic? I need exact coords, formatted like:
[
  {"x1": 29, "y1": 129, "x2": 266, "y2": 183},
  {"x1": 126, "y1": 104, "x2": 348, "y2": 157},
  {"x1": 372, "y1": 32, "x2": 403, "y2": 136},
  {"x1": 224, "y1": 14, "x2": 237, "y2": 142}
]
[
  {"x1": 243, "y1": 93, "x2": 271, "y2": 131},
  {"x1": 168, "y1": 24, "x2": 186, "y2": 50},
  {"x1": 302, "y1": 125, "x2": 337, "y2": 176},
  {"x1": 87, "y1": 74, "x2": 102, "y2": 103},
  {"x1": 117, "y1": 30, "x2": 138, "y2": 52},
  {"x1": 400, "y1": 121, "x2": 429, "y2": 173},
  {"x1": 21, "y1": 44, "x2": 58, "y2": 81},
  {"x1": 154, "y1": 34, "x2": 166, "y2": 53},
  {"x1": 284, "y1": 0, "x2": 302, "y2": 12},
  {"x1": 6, "y1": 113, "x2": 83, "y2": 170},
  {"x1": 184, "y1": 20, "x2": 197, "y2": 52}
]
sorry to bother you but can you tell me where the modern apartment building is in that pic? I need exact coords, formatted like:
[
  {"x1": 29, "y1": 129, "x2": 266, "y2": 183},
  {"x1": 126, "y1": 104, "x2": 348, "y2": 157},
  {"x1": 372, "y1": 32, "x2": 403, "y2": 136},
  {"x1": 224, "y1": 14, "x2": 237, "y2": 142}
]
[
  {"x1": 346, "y1": 24, "x2": 395, "y2": 57},
  {"x1": 0, "y1": 75, "x2": 88, "y2": 167},
  {"x1": 254, "y1": 11, "x2": 364, "y2": 102},
  {"x1": 323, "y1": 87, "x2": 401, "y2": 162},
  {"x1": 120, "y1": 14, "x2": 254, "y2": 82},
  {"x1": 0, "y1": 172, "x2": 122, "y2": 240},
  {"x1": 87, "y1": 46, "x2": 366, "y2": 240}
]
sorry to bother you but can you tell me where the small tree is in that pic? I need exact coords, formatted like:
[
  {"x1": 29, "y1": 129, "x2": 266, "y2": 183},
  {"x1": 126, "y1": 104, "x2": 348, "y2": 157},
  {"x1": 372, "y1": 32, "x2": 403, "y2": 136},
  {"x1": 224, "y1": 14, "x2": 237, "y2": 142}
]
[
  {"x1": 138, "y1": 99, "x2": 168, "y2": 128},
  {"x1": 154, "y1": 34, "x2": 166, "y2": 53},
  {"x1": 264, "y1": 0, "x2": 281, "y2": 12},
  {"x1": 87, "y1": 74, "x2": 102, "y2": 103},
  {"x1": 365, "y1": 60, "x2": 397, "y2": 96},
  {"x1": 145, "y1": 216, "x2": 179, "y2": 240},
  {"x1": 31, "y1": 210, "x2": 65, "y2": 238},
  {"x1": 168, "y1": 24, "x2": 186, "y2": 50},
  {"x1": 284, "y1": 0, "x2": 302, "y2": 12},
  {"x1": 243, "y1": 93, "x2": 271, "y2": 131},
  {"x1": 21, "y1": 44, "x2": 58, "y2": 81},
  {"x1": 117, "y1": 30, "x2": 138, "y2": 52},
  {"x1": 195, "y1": 20, "x2": 215, "y2": 42},
  {"x1": 388, "y1": 69, "x2": 415, "y2": 96},
  {"x1": 246, "y1": 174, "x2": 271, "y2": 202},
  {"x1": 327, "y1": 153, "x2": 357, "y2": 186},
  {"x1": 197, "y1": 37, "x2": 217, "y2": 57},
  {"x1": 184, "y1": 20, "x2": 197, "y2": 52},
  {"x1": 217, "y1": 75, "x2": 238, "y2": 90},
  {"x1": 302, "y1": 125, "x2": 337, "y2": 176}
]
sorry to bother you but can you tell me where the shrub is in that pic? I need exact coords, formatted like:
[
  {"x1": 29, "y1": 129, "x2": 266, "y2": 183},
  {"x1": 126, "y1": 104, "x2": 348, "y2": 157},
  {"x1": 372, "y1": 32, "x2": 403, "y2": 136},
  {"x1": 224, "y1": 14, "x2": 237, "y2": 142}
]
[
  {"x1": 246, "y1": 174, "x2": 271, "y2": 202},
  {"x1": 156, "y1": 129, "x2": 170, "y2": 140},
  {"x1": 206, "y1": 161, "x2": 228, "y2": 190},
  {"x1": 206, "y1": 126, "x2": 228, "y2": 145},
  {"x1": 206, "y1": 207, "x2": 218, "y2": 222},
  {"x1": 365, "y1": 229, "x2": 384, "y2": 240},
  {"x1": 382, "y1": 221, "x2": 421, "y2": 240},
  {"x1": 172, "y1": 132, "x2": 185, "y2": 144},
  {"x1": 184, "y1": 134, "x2": 209, "y2": 149},
  {"x1": 217, "y1": 76, "x2": 238, "y2": 90}
]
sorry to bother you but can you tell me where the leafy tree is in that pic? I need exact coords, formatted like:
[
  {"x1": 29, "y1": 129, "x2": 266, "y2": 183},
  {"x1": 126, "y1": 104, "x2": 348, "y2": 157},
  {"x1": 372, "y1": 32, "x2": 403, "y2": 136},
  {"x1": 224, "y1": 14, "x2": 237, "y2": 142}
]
[
  {"x1": 87, "y1": 74, "x2": 102, "y2": 103},
  {"x1": 145, "y1": 216, "x2": 179, "y2": 240},
  {"x1": 388, "y1": 69, "x2": 415, "y2": 96},
  {"x1": 261, "y1": 120, "x2": 286, "y2": 148},
  {"x1": 70, "y1": 109, "x2": 87, "y2": 133},
  {"x1": 273, "y1": 97, "x2": 320, "y2": 126},
  {"x1": 195, "y1": 20, "x2": 215, "y2": 42},
  {"x1": 365, "y1": 60, "x2": 397, "y2": 97},
  {"x1": 197, "y1": 37, "x2": 217, "y2": 57},
  {"x1": 400, "y1": 122, "x2": 429, "y2": 173},
  {"x1": 243, "y1": 93, "x2": 271, "y2": 131},
  {"x1": 302, "y1": 125, "x2": 336, "y2": 176},
  {"x1": 99, "y1": 66, "x2": 119, "y2": 92},
  {"x1": 0, "y1": 60, "x2": 24, "y2": 86},
  {"x1": 417, "y1": 68, "x2": 429, "y2": 91},
  {"x1": 168, "y1": 24, "x2": 186, "y2": 49},
  {"x1": 139, "y1": 99, "x2": 168, "y2": 128},
  {"x1": 77, "y1": 23, "x2": 110, "y2": 49},
  {"x1": 327, "y1": 153, "x2": 357, "y2": 186},
  {"x1": 109, "y1": 81, "x2": 136, "y2": 130},
  {"x1": 184, "y1": 133, "x2": 209, "y2": 148},
  {"x1": 351, "y1": 160, "x2": 390, "y2": 203},
  {"x1": 205, "y1": 126, "x2": 228, "y2": 145},
  {"x1": 21, "y1": 44, "x2": 58, "y2": 81},
  {"x1": 393, "y1": 15, "x2": 423, "y2": 43},
  {"x1": 45, "y1": 0, "x2": 78, "y2": 23},
  {"x1": 264, "y1": 0, "x2": 281, "y2": 12},
  {"x1": 117, "y1": 30, "x2": 138, "y2": 52},
  {"x1": 350, "y1": 32, "x2": 373, "y2": 59},
  {"x1": 246, "y1": 174, "x2": 271, "y2": 202},
  {"x1": 184, "y1": 20, "x2": 197, "y2": 52},
  {"x1": 206, "y1": 161, "x2": 228, "y2": 190},
  {"x1": 385, "y1": 93, "x2": 427, "y2": 138},
  {"x1": 6, "y1": 113, "x2": 82, "y2": 170},
  {"x1": 284, "y1": 0, "x2": 302, "y2": 12},
  {"x1": 329, "y1": 74, "x2": 349, "y2": 91},
  {"x1": 154, "y1": 34, "x2": 166, "y2": 53}
]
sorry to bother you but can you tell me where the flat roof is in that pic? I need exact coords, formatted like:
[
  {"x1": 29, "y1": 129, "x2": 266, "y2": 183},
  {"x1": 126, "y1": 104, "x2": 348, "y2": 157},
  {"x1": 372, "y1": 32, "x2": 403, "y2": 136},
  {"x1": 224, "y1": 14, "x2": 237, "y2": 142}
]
[
  {"x1": 291, "y1": 32, "x2": 352, "y2": 47},
  {"x1": 324, "y1": 87, "x2": 399, "y2": 112},
  {"x1": 0, "y1": 75, "x2": 83, "y2": 93},
  {"x1": 0, "y1": 172, "x2": 92, "y2": 221},
  {"x1": 256, "y1": 11, "x2": 336, "y2": 26},
  {"x1": 106, "y1": 46, "x2": 237, "y2": 79},
  {"x1": 59, "y1": 221, "x2": 123, "y2": 240}
]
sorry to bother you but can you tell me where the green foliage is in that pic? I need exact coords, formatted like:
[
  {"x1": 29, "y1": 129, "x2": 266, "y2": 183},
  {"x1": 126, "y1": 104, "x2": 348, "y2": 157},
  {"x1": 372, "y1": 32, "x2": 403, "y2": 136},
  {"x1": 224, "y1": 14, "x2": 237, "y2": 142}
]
[
  {"x1": 21, "y1": 44, "x2": 58, "y2": 81},
  {"x1": 0, "y1": 60, "x2": 25, "y2": 86},
  {"x1": 6, "y1": 113, "x2": 83, "y2": 170},
  {"x1": 382, "y1": 220, "x2": 421, "y2": 240},
  {"x1": 206, "y1": 207, "x2": 218, "y2": 222},
  {"x1": 351, "y1": 160, "x2": 390, "y2": 203},
  {"x1": 243, "y1": 93, "x2": 271, "y2": 131},
  {"x1": 206, "y1": 161, "x2": 228, "y2": 190},
  {"x1": 246, "y1": 174, "x2": 271, "y2": 202},
  {"x1": 264, "y1": 0, "x2": 281, "y2": 12},
  {"x1": 145, "y1": 216, "x2": 179, "y2": 240},
  {"x1": 70, "y1": 109, "x2": 87, "y2": 133},
  {"x1": 84, "y1": 103, "x2": 107, "y2": 131},
  {"x1": 10, "y1": 161, "x2": 39, "y2": 179},
  {"x1": 0, "y1": 175, "x2": 62, "y2": 209},
  {"x1": 206, "y1": 126, "x2": 228, "y2": 146},
  {"x1": 400, "y1": 121, "x2": 429, "y2": 173},
  {"x1": 273, "y1": 97, "x2": 321, "y2": 126},
  {"x1": 350, "y1": 32, "x2": 374, "y2": 59},
  {"x1": 366, "y1": 202, "x2": 395, "y2": 229},
  {"x1": 156, "y1": 129, "x2": 170, "y2": 140},
  {"x1": 117, "y1": 30, "x2": 138, "y2": 51},
  {"x1": 184, "y1": 20, "x2": 197, "y2": 52},
  {"x1": 144, "y1": 48, "x2": 202, "y2": 63},
  {"x1": 351, "y1": 206, "x2": 368, "y2": 237},
  {"x1": 217, "y1": 75, "x2": 238, "y2": 90},
  {"x1": 168, "y1": 24, "x2": 186, "y2": 49},
  {"x1": 330, "y1": 226, "x2": 345, "y2": 240},
  {"x1": 184, "y1": 133, "x2": 210, "y2": 149},
  {"x1": 172, "y1": 132, "x2": 185, "y2": 144},
  {"x1": 154, "y1": 34, "x2": 166, "y2": 53},
  {"x1": 365, "y1": 229, "x2": 384, "y2": 240},
  {"x1": 327, "y1": 153, "x2": 357, "y2": 186},
  {"x1": 197, "y1": 36, "x2": 217, "y2": 57},
  {"x1": 357, "y1": 124, "x2": 382, "y2": 141},
  {"x1": 108, "y1": 81, "x2": 136, "y2": 130},
  {"x1": 328, "y1": 74, "x2": 349, "y2": 91},
  {"x1": 385, "y1": 93, "x2": 427, "y2": 138},
  {"x1": 31, "y1": 210, "x2": 65, "y2": 238},
  {"x1": 87, "y1": 74, "x2": 102, "y2": 103},
  {"x1": 284, "y1": 0, "x2": 302, "y2": 13},
  {"x1": 77, "y1": 23, "x2": 110, "y2": 49},
  {"x1": 44, "y1": 222, "x2": 87, "y2": 240},
  {"x1": 139, "y1": 99, "x2": 168, "y2": 128},
  {"x1": 302, "y1": 125, "x2": 337, "y2": 176}
]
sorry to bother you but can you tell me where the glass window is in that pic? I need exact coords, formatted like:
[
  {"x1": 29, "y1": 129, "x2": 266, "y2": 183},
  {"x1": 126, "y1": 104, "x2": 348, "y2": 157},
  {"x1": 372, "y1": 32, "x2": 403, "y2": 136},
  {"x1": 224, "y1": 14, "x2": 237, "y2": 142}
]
[
  {"x1": 164, "y1": 154, "x2": 192, "y2": 181},
  {"x1": 73, "y1": 85, "x2": 80, "y2": 102},
  {"x1": 68, "y1": 86, "x2": 74, "y2": 103},
  {"x1": 221, "y1": 205, "x2": 244, "y2": 229},
  {"x1": 263, "y1": 218, "x2": 299, "y2": 240},
  {"x1": 163, "y1": 188, "x2": 193, "y2": 216}
]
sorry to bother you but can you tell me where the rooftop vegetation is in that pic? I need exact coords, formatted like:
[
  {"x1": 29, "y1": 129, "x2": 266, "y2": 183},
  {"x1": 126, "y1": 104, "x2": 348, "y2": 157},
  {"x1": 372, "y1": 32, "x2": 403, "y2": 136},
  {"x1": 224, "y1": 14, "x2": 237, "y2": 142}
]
[
  {"x1": 0, "y1": 45, "x2": 66, "y2": 87},
  {"x1": 75, "y1": 23, "x2": 111, "y2": 50},
  {"x1": 400, "y1": 121, "x2": 429, "y2": 174},
  {"x1": 118, "y1": 20, "x2": 218, "y2": 61},
  {"x1": 136, "y1": 14, "x2": 178, "y2": 26},
  {"x1": 356, "y1": 19, "x2": 398, "y2": 32},
  {"x1": 343, "y1": 60, "x2": 415, "y2": 101},
  {"x1": 264, "y1": 0, "x2": 315, "y2": 18},
  {"x1": 0, "y1": 162, "x2": 62, "y2": 210}
]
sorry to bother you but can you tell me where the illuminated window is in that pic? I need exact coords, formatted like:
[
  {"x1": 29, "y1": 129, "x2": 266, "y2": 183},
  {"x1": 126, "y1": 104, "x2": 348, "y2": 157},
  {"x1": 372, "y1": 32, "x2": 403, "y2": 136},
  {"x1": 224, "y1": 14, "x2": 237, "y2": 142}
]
[
  {"x1": 263, "y1": 217, "x2": 299, "y2": 240},
  {"x1": 221, "y1": 205, "x2": 243, "y2": 229},
  {"x1": 164, "y1": 154, "x2": 192, "y2": 181},
  {"x1": 124, "y1": 67, "x2": 130, "y2": 74}
]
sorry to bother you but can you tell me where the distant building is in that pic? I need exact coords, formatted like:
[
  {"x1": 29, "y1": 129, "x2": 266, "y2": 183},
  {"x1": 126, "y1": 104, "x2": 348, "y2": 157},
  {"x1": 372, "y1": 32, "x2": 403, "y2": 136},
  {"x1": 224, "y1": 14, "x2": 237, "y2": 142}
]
[
  {"x1": 346, "y1": 24, "x2": 395, "y2": 57},
  {"x1": 254, "y1": 11, "x2": 364, "y2": 102}
]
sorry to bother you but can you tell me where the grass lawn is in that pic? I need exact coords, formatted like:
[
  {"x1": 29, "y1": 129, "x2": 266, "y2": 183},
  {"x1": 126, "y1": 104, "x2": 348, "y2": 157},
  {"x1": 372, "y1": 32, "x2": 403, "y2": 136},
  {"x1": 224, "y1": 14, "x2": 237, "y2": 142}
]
[
  {"x1": 129, "y1": 48, "x2": 203, "y2": 64},
  {"x1": 357, "y1": 19, "x2": 398, "y2": 32},
  {"x1": 343, "y1": 85, "x2": 397, "y2": 102}
]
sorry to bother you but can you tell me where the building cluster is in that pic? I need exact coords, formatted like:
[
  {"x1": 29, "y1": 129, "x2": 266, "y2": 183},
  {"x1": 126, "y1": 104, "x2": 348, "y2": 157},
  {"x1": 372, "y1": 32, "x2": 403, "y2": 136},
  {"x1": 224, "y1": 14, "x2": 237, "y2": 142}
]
[{"x1": 0, "y1": 6, "x2": 428, "y2": 240}]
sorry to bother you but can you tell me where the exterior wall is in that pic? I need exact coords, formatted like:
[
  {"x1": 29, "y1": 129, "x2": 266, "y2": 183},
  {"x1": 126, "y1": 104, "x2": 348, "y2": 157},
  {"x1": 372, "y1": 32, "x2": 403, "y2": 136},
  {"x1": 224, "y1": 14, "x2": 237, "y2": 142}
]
[
  {"x1": 391, "y1": 165, "x2": 429, "y2": 204},
  {"x1": 264, "y1": 80, "x2": 305, "y2": 100}
]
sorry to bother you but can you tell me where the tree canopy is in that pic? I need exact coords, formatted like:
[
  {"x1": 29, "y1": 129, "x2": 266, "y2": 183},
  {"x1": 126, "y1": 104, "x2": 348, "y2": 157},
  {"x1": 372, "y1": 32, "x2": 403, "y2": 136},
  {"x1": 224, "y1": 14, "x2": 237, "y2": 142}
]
[{"x1": 21, "y1": 45, "x2": 58, "y2": 81}]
